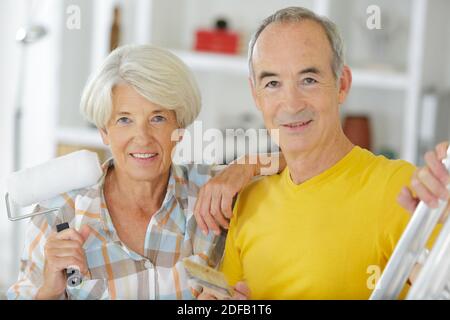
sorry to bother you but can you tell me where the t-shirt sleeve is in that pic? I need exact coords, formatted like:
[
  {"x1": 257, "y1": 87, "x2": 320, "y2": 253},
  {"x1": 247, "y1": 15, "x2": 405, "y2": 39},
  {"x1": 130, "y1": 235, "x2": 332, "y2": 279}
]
[
  {"x1": 378, "y1": 161, "x2": 416, "y2": 261},
  {"x1": 378, "y1": 161, "x2": 441, "y2": 262}
]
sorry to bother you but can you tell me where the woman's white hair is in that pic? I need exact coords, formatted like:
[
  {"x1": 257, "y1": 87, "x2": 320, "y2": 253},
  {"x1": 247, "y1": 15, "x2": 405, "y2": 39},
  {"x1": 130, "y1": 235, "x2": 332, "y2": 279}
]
[{"x1": 80, "y1": 44, "x2": 201, "y2": 128}]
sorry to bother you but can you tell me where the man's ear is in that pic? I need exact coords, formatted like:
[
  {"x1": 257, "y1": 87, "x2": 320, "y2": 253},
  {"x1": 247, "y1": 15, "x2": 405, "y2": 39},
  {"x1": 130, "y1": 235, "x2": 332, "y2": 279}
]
[
  {"x1": 249, "y1": 77, "x2": 262, "y2": 111},
  {"x1": 99, "y1": 127, "x2": 110, "y2": 146},
  {"x1": 338, "y1": 65, "x2": 352, "y2": 105}
]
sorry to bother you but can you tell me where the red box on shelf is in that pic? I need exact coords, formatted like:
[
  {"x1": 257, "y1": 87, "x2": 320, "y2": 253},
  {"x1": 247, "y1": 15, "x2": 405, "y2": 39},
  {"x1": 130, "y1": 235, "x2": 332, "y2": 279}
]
[{"x1": 194, "y1": 29, "x2": 239, "y2": 55}]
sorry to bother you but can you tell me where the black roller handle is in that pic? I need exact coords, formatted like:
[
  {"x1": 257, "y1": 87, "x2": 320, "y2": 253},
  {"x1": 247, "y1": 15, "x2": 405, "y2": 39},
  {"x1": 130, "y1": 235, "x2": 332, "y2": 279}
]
[{"x1": 56, "y1": 222, "x2": 83, "y2": 287}]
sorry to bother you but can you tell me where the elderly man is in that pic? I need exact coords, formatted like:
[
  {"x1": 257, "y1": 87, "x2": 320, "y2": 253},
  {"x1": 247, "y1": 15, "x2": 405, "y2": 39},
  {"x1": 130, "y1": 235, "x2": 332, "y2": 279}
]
[{"x1": 199, "y1": 7, "x2": 449, "y2": 299}]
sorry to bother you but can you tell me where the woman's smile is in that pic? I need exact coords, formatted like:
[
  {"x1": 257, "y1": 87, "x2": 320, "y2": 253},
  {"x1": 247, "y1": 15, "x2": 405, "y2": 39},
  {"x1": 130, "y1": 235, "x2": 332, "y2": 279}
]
[{"x1": 129, "y1": 152, "x2": 159, "y2": 165}]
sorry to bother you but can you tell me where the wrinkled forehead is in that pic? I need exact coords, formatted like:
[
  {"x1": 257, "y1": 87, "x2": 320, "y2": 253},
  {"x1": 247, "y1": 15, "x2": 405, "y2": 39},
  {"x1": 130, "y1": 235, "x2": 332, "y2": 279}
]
[{"x1": 252, "y1": 20, "x2": 334, "y2": 77}]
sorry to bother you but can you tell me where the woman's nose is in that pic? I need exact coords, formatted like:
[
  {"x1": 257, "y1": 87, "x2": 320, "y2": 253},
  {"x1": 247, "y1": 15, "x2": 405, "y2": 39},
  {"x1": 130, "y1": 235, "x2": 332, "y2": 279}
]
[{"x1": 133, "y1": 122, "x2": 153, "y2": 143}]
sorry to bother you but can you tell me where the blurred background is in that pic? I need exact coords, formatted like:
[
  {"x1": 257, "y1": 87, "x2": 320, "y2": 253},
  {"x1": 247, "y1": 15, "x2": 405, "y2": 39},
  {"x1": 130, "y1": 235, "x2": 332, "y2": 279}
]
[{"x1": 0, "y1": 0, "x2": 450, "y2": 297}]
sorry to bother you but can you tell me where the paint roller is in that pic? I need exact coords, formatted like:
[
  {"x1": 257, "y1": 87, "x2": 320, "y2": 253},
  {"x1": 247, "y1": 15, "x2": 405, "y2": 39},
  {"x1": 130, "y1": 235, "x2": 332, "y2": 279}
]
[
  {"x1": 371, "y1": 145, "x2": 450, "y2": 300},
  {"x1": 5, "y1": 150, "x2": 103, "y2": 287}
]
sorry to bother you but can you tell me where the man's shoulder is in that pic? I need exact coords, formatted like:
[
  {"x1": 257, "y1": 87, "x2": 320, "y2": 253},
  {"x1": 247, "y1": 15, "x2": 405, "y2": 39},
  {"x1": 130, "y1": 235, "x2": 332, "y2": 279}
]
[
  {"x1": 356, "y1": 147, "x2": 416, "y2": 181},
  {"x1": 354, "y1": 148, "x2": 416, "y2": 212},
  {"x1": 238, "y1": 172, "x2": 283, "y2": 202}
]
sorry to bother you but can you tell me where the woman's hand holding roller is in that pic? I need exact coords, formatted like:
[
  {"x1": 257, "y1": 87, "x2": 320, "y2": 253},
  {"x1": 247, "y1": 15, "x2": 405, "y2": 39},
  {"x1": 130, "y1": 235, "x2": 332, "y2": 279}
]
[{"x1": 35, "y1": 225, "x2": 92, "y2": 299}]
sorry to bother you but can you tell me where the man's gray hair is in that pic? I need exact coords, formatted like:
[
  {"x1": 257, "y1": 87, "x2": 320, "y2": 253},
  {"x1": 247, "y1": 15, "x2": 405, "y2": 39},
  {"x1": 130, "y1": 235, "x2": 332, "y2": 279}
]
[{"x1": 248, "y1": 6, "x2": 345, "y2": 81}]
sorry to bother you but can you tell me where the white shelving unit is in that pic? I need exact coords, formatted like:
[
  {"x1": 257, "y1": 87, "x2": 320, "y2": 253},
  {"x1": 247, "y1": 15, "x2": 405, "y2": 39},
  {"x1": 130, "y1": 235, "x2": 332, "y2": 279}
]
[
  {"x1": 168, "y1": 49, "x2": 411, "y2": 91},
  {"x1": 56, "y1": 0, "x2": 436, "y2": 164},
  {"x1": 170, "y1": 50, "x2": 248, "y2": 76}
]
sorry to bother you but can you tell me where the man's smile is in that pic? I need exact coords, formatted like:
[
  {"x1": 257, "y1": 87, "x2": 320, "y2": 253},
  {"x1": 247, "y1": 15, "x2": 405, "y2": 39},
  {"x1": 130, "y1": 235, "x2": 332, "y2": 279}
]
[{"x1": 280, "y1": 119, "x2": 313, "y2": 132}]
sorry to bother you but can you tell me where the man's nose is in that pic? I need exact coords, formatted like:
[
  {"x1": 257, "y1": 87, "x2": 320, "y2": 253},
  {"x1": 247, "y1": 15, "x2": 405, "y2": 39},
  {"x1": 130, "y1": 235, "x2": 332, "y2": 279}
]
[{"x1": 281, "y1": 84, "x2": 306, "y2": 113}]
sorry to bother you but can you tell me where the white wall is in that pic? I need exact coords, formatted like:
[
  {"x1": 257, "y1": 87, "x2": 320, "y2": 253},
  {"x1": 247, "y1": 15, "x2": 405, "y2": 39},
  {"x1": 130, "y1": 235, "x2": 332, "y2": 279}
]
[
  {"x1": 422, "y1": 0, "x2": 450, "y2": 90},
  {"x1": 0, "y1": 0, "x2": 26, "y2": 294},
  {"x1": 58, "y1": 0, "x2": 93, "y2": 128},
  {"x1": 0, "y1": 0, "x2": 63, "y2": 294},
  {"x1": 445, "y1": 11, "x2": 450, "y2": 89}
]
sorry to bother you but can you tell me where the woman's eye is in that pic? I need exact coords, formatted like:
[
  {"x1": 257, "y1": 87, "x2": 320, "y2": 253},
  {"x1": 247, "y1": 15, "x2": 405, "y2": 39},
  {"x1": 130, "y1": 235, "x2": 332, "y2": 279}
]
[
  {"x1": 117, "y1": 117, "x2": 131, "y2": 125},
  {"x1": 303, "y1": 77, "x2": 317, "y2": 85},
  {"x1": 152, "y1": 115, "x2": 166, "y2": 123},
  {"x1": 265, "y1": 80, "x2": 279, "y2": 88}
]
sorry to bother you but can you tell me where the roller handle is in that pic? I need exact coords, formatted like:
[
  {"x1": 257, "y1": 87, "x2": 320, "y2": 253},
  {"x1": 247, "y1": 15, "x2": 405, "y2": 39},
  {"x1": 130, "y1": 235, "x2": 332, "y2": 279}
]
[{"x1": 56, "y1": 222, "x2": 83, "y2": 287}]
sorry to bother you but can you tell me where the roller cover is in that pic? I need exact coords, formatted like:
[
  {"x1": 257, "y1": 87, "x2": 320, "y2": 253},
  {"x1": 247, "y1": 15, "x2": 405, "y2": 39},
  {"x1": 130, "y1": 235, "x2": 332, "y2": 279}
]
[{"x1": 7, "y1": 150, "x2": 103, "y2": 206}]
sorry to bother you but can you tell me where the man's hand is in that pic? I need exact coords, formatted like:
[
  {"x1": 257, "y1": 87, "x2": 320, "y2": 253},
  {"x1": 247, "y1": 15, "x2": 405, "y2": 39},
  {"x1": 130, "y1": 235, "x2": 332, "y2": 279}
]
[
  {"x1": 398, "y1": 141, "x2": 450, "y2": 223},
  {"x1": 194, "y1": 153, "x2": 286, "y2": 236},
  {"x1": 194, "y1": 162, "x2": 257, "y2": 235},
  {"x1": 197, "y1": 281, "x2": 250, "y2": 300}
]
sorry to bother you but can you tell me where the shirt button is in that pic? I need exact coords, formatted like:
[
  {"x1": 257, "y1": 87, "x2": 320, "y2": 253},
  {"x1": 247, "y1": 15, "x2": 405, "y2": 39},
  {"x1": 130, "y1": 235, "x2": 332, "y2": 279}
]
[{"x1": 144, "y1": 260, "x2": 153, "y2": 269}]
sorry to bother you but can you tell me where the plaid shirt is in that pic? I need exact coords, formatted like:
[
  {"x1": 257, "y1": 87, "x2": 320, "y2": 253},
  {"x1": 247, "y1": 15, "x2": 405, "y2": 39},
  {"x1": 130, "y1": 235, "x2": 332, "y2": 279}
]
[{"x1": 7, "y1": 159, "x2": 226, "y2": 300}]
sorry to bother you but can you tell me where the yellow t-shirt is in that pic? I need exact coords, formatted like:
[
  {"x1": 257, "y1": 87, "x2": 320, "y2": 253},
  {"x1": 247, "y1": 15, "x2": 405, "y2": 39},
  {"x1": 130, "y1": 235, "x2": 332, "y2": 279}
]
[{"x1": 220, "y1": 146, "x2": 418, "y2": 299}]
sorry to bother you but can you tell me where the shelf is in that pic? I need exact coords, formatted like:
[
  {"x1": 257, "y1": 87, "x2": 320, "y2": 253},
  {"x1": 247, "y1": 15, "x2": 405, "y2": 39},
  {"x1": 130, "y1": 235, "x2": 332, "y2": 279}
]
[
  {"x1": 351, "y1": 68, "x2": 409, "y2": 90},
  {"x1": 56, "y1": 126, "x2": 107, "y2": 149},
  {"x1": 172, "y1": 49, "x2": 410, "y2": 90},
  {"x1": 171, "y1": 49, "x2": 248, "y2": 76}
]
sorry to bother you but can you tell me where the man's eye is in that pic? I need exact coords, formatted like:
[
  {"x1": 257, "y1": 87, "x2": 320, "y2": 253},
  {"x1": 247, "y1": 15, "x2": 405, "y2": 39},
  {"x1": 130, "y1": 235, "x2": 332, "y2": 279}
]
[
  {"x1": 303, "y1": 78, "x2": 317, "y2": 85},
  {"x1": 265, "y1": 80, "x2": 279, "y2": 88},
  {"x1": 152, "y1": 115, "x2": 166, "y2": 123},
  {"x1": 117, "y1": 117, "x2": 131, "y2": 124}
]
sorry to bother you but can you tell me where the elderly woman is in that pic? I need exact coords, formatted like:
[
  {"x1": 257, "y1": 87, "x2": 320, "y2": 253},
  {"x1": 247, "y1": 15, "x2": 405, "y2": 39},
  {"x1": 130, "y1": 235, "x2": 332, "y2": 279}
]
[{"x1": 7, "y1": 44, "x2": 283, "y2": 300}]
